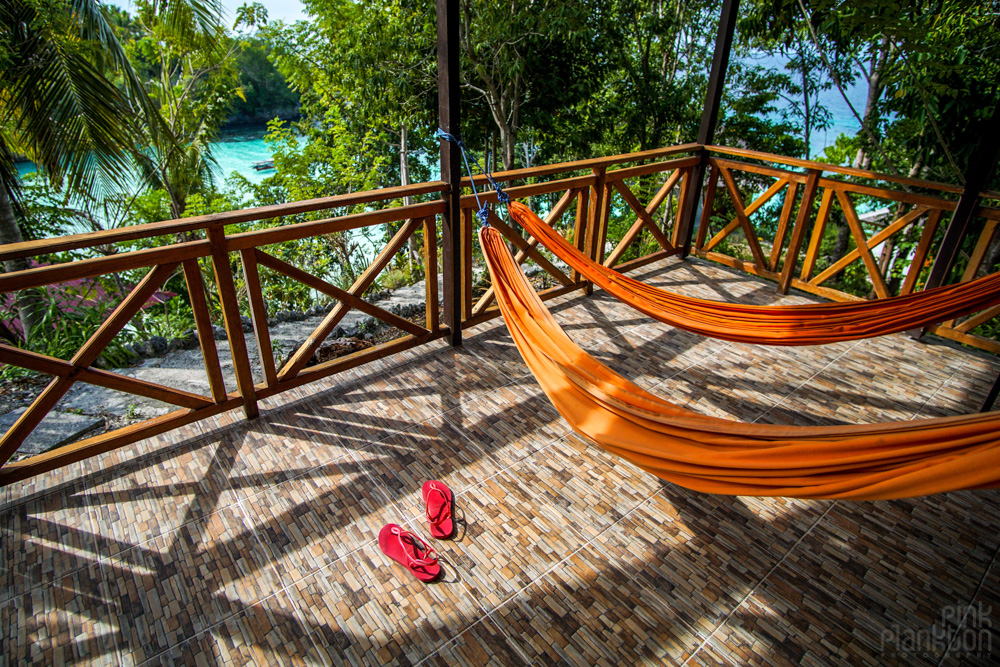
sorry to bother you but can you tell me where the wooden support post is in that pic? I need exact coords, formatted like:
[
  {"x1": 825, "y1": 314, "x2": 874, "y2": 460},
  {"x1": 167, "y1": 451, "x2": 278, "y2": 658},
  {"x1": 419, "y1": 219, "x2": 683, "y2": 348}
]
[
  {"x1": 677, "y1": 0, "x2": 740, "y2": 256},
  {"x1": 207, "y1": 225, "x2": 258, "y2": 419},
  {"x1": 923, "y1": 98, "x2": 1000, "y2": 293},
  {"x1": 982, "y1": 371, "x2": 1000, "y2": 412},
  {"x1": 437, "y1": 0, "x2": 462, "y2": 346},
  {"x1": 584, "y1": 167, "x2": 607, "y2": 295}
]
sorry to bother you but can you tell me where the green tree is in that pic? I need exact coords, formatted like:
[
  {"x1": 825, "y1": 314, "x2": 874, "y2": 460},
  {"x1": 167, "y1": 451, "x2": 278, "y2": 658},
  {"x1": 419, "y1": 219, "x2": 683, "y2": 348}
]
[
  {"x1": 126, "y1": 0, "x2": 243, "y2": 220},
  {"x1": 0, "y1": 0, "x2": 174, "y2": 340}
]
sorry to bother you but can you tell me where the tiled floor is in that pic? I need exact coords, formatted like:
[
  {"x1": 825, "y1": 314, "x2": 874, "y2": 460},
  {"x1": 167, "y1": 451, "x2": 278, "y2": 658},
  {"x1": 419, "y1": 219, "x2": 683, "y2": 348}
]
[{"x1": 2, "y1": 256, "x2": 1000, "y2": 666}]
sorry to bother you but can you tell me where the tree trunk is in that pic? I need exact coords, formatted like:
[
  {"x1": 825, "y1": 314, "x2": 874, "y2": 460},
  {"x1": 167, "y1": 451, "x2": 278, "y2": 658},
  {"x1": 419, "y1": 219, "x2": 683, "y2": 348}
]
[
  {"x1": 0, "y1": 180, "x2": 44, "y2": 342},
  {"x1": 830, "y1": 215, "x2": 851, "y2": 284},
  {"x1": 853, "y1": 38, "x2": 890, "y2": 170}
]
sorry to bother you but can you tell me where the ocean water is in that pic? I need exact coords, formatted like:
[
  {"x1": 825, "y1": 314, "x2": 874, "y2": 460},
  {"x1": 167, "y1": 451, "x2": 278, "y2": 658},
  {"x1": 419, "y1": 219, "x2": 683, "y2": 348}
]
[{"x1": 743, "y1": 52, "x2": 868, "y2": 159}]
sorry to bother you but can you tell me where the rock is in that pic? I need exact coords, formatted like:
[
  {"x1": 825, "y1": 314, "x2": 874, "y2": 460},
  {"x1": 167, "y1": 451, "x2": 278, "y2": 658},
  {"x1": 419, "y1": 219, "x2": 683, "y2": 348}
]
[
  {"x1": 146, "y1": 336, "x2": 169, "y2": 357},
  {"x1": 276, "y1": 311, "x2": 291, "y2": 322},
  {"x1": 342, "y1": 325, "x2": 358, "y2": 338},
  {"x1": 168, "y1": 334, "x2": 197, "y2": 351},
  {"x1": 524, "y1": 265, "x2": 541, "y2": 277},
  {"x1": 315, "y1": 337, "x2": 373, "y2": 364},
  {"x1": 363, "y1": 333, "x2": 374, "y2": 341},
  {"x1": 332, "y1": 326, "x2": 346, "y2": 339},
  {"x1": 0, "y1": 408, "x2": 103, "y2": 457},
  {"x1": 212, "y1": 325, "x2": 227, "y2": 341}
]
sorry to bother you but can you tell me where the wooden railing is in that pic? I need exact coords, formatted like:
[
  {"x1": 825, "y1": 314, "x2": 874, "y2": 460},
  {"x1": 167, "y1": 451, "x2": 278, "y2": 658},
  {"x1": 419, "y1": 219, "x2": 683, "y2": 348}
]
[
  {"x1": 695, "y1": 146, "x2": 1000, "y2": 353},
  {"x1": 1, "y1": 142, "x2": 997, "y2": 483},
  {"x1": 0, "y1": 183, "x2": 448, "y2": 484}
]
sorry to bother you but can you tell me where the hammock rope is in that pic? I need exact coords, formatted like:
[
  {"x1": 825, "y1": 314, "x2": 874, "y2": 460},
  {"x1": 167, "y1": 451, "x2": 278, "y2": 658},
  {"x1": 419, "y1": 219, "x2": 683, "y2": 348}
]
[
  {"x1": 480, "y1": 223, "x2": 1000, "y2": 500},
  {"x1": 507, "y1": 201, "x2": 1000, "y2": 345}
]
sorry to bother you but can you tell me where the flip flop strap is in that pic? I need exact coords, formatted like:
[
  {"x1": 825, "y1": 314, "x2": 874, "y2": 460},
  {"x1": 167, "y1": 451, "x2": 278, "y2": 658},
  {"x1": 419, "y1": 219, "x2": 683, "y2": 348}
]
[
  {"x1": 394, "y1": 527, "x2": 438, "y2": 567},
  {"x1": 424, "y1": 484, "x2": 451, "y2": 525}
]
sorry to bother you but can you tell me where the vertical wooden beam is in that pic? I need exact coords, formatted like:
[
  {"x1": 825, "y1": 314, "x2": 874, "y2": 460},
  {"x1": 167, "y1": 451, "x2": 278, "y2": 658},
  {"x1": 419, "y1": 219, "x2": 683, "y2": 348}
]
[
  {"x1": 207, "y1": 225, "x2": 258, "y2": 419},
  {"x1": 584, "y1": 167, "x2": 607, "y2": 294},
  {"x1": 676, "y1": 0, "x2": 741, "y2": 256},
  {"x1": 982, "y1": 371, "x2": 1000, "y2": 412},
  {"x1": 695, "y1": 165, "x2": 720, "y2": 249},
  {"x1": 572, "y1": 188, "x2": 590, "y2": 284},
  {"x1": 672, "y1": 168, "x2": 691, "y2": 248},
  {"x1": 595, "y1": 182, "x2": 613, "y2": 266},
  {"x1": 183, "y1": 259, "x2": 227, "y2": 402},
  {"x1": 437, "y1": 0, "x2": 461, "y2": 346},
  {"x1": 778, "y1": 169, "x2": 821, "y2": 294},
  {"x1": 923, "y1": 98, "x2": 1000, "y2": 292},
  {"x1": 461, "y1": 207, "x2": 473, "y2": 320},
  {"x1": 423, "y1": 216, "x2": 439, "y2": 332}
]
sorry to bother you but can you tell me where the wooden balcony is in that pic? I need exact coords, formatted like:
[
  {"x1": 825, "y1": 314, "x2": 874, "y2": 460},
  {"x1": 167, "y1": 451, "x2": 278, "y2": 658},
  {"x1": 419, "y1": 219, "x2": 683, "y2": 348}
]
[{"x1": 2, "y1": 145, "x2": 999, "y2": 663}]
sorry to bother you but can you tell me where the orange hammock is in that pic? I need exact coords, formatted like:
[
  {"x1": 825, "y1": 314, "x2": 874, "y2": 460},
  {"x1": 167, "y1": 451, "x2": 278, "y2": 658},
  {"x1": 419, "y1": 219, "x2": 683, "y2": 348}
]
[
  {"x1": 508, "y1": 201, "x2": 1000, "y2": 345},
  {"x1": 481, "y1": 224, "x2": 1000, "y2": 500}
]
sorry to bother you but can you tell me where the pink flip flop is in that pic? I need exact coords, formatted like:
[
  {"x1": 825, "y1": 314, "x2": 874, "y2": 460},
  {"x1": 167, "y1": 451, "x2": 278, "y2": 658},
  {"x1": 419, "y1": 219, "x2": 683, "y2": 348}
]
[
  {"x1": 422, "y1": 480, "x2": 454, "y2": 539},
  {"x1": 378, "y1": 524, "x2": 441, "y2": 582}
]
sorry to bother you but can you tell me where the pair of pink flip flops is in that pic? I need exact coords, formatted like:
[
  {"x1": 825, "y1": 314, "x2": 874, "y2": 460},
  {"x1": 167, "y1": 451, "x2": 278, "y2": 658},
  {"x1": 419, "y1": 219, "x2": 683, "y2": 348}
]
[{"x1": 378, "y1": 480, "x2": 454, "y2": 582}]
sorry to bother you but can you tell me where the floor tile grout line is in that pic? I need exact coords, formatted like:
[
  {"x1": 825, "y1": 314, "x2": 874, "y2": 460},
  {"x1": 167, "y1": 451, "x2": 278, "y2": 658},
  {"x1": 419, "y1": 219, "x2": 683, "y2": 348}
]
[
  {"x1": 749, "y1": 340, "x2": 867, "y2": 425},
  {"x1": 906, "y1": 357, "x2": 969, "y2": 421},
  {"x1": 681, "y1": 501, "x2": 837, "y2": 666},
  {"x1": 936, "y1": 537, "x2": 1000, "y2": 666}
]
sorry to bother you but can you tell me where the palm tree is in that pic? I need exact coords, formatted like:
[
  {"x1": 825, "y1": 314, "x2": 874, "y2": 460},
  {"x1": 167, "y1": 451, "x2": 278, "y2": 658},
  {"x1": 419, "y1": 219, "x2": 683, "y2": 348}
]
[{"x1": 0, "y1": 0, "x2": 220, "y2": 341}]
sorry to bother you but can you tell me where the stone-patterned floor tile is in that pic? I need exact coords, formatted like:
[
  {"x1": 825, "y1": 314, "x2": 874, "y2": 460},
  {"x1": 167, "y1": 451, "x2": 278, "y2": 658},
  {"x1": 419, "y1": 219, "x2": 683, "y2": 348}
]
[
  {"x1": 712, "y1": 560, "x2": 925, "y2": 667},
  {"x1": 443, "y1": 472, "x2": 591, "y2": 612},
  {"x1": 352, "y1": 408, "x2": 507, "y2": 519},
  {"x1": 1, "y1": 562, "x2": 120, "y2": 666},
  {"x1": 144, "y1": 589, "x2": 326, "y2": 667},
  {"x1": 458, "y1": 384, "x2": 572, "y2": 467},
  {"x1": 590, "y1": 487, "x2": 829, "y2": 638},
  {"x1": 939, "y1": 559, "x2": 1000, "y2": 666},
  {"x1": 240, "y1": 459, "x2": 400, "y2": 587},
  {"x1": 392, "y1": 345, "x2": 518, "y2": 409},
  {"x1": 0, "y1": 481, "x2": 99, "y2": 604},
  {"x1": 421, "y1": 616, "x2": 532, "y2": 666},
  {"x1": 582, "y1": 328, "x2": 716, "y2": 392},
  {"x1": 778, "y1": 496, "x2": 999, "y2": 639},
  {"x1": 233, "y1": 402, "x2": 361, "y2": 485},
  {"x1": 462, "y1": 324, "x2": 532, "y2": 380},
  {"x1": 504, "y1": 433, "x2": 666, "y2": 540},
  {"x1": 286, "y1": 543, "x2": 482, "y2": 666},
  {"x1": 307, "y1": 372, "x2": 450, "y2": 451},
  {"x1": 85, "y1": 435, "x2": 242, "y2": 558},
  {"x1": 490, "y1": 548, "x2": 701, "y2": 665},
  {"x1": 102, "y1": 504, "x2": 280, "y2": 664},
  {"x1": 656, "y1": 340, "x2": 857, "y2": 423}
]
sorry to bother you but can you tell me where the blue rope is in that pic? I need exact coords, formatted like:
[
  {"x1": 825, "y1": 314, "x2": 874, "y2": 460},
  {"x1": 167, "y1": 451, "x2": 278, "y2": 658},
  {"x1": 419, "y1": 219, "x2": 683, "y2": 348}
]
[{"x1": 435, "y1": 129, "x2": 509, "y2": 227}]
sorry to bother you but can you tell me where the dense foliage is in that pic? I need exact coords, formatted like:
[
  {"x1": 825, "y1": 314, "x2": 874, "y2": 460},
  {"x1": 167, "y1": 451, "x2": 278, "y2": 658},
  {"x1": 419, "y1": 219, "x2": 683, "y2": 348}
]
[{"x1": 2, "y1": 0, "x2": 998, "y2": 372}]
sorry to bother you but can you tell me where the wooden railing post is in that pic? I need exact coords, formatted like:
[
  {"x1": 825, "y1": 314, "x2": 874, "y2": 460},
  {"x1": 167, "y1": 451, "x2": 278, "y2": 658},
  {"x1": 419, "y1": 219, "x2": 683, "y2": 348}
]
[
  {"x1": 437, "y1": 0, "x2": 462, "y2": 345},
  {"x1": 207, "y1": 225, "x2": 258, "y2": 419},
  {"x1": 777, "y1": 169, "x2": 821, "y2": 294},
  {"x1": 584, "y1": 167, "x2": 607, "y2": 294}
]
